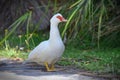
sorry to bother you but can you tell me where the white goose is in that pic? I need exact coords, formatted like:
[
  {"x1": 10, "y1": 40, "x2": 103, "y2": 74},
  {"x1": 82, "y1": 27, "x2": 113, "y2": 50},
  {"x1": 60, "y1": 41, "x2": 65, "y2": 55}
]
[{"x1": 25, "y1": 13, "x2": 67, "y2": 71}]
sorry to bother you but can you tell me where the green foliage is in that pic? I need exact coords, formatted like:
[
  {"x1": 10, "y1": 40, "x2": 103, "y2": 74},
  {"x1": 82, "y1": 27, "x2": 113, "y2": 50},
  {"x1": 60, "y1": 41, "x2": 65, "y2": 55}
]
[
  {"x1": 1, "y1": 32, "x2": 48, "y2": 50},
  {"x1": 0, "y1": 48, "x2": 28, "y2": 59},
  {"x1": 58, "y1": 47, "x2": 120, "y2": 74},
  {"x1": 0, "y1": 11, "x2": 48, "y2": 50},
  {"x1": 0, "y1": 11, "x2": 31, "y2": 46},
  {"x1": 59, "y1": 0, "x2": 120, "y2": 49},
  {"x1": 0, "y1": 0, "x2": 120, "y2": 49}
]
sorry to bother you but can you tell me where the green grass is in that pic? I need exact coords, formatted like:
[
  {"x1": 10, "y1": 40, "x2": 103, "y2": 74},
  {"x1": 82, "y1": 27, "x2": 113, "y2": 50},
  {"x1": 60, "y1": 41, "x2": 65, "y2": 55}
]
[
  {"x1": 0, "y1": 48, "x2": 28, "y2": 60},
  {"x1": 58, "y1": 47, "x2": 120, "y2": 74}
]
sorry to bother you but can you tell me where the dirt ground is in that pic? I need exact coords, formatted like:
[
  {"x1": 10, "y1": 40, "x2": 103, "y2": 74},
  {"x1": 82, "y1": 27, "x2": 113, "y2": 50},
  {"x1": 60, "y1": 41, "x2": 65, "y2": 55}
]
[{"x1": 0, "y1": 58, "x2": 119, "y2": 80}]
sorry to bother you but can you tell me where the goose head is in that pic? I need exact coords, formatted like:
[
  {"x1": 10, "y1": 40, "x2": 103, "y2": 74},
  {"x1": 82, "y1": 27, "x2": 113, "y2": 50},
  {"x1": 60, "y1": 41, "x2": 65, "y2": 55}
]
[{"x1": 50, "y1": 13, "x2": 67, "y2": 24}]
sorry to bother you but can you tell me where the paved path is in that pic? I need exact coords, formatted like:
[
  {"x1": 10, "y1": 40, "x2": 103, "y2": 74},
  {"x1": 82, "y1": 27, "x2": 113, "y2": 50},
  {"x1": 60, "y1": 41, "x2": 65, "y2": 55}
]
[
  {"x1": 0, "y1": 71, "x2": 103, "y2": 80},
  {"x1": 0, "y1": 59, "x2": 111, "y2": 80}
]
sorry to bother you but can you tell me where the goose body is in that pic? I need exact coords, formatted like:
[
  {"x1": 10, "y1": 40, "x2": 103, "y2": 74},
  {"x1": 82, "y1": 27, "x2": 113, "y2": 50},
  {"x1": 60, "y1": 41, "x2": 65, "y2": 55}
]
[
  {"x1": 28, "y1": 37, "x2": 65, "y2": 65},
  {"x1": 25, "y1": 13, "x2": 67, "y2": 71}
]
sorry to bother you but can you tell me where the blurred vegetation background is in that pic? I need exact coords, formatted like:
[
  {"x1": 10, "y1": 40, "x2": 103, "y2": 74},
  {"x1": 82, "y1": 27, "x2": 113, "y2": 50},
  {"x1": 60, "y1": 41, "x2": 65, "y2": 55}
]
[
  {"x1": 0, "y1": 0, "x2": 120, "y2": 75},
  {"x1": 0, "y1": 0, "x2": 120, "y2": 49}
]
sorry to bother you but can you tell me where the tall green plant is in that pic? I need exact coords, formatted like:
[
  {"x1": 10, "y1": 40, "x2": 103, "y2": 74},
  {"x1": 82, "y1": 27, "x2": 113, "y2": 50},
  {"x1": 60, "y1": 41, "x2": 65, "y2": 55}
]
[
  {"x1": 62, "y1": 0, "x2": 87, "y2": 37},
  {"x1": 97, "y1": 0, "x2": 105, "y2": 49},
  {"x1": 60, "y1": 0, "x2": 114, "y2": 49},
  {"x1": 0, "y1": 11, "x2": 32, "y2": 47}
]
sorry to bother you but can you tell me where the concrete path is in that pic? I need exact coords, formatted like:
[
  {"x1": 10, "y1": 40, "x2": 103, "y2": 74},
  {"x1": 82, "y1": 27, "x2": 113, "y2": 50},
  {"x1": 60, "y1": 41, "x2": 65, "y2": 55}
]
[
  {"x1": 0, "y1": 59, "x2": 110, "y2": 80},
  {"x1": 0, "y1": 71, "x2": 102, "y2": 80}
]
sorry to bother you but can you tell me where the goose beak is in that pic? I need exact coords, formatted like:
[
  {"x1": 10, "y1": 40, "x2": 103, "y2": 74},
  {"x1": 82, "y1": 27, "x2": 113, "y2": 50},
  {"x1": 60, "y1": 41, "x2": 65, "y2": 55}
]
[
  {"x1": 62, "y1": 18, "x2": 67, "y2": 22},
  {"x1": 62, "y1": 19, "x2": 67, "y2": 22}
]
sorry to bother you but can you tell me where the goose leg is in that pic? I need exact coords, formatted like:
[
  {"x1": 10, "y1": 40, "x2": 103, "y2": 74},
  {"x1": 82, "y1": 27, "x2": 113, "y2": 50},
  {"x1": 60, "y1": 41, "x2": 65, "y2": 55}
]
[
  {"x1": 44, "y1": 62, "x2": 53, "y2": 71},
  {"x1": 50, "y1": 64, "x2": 55, "y2": 70}
]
